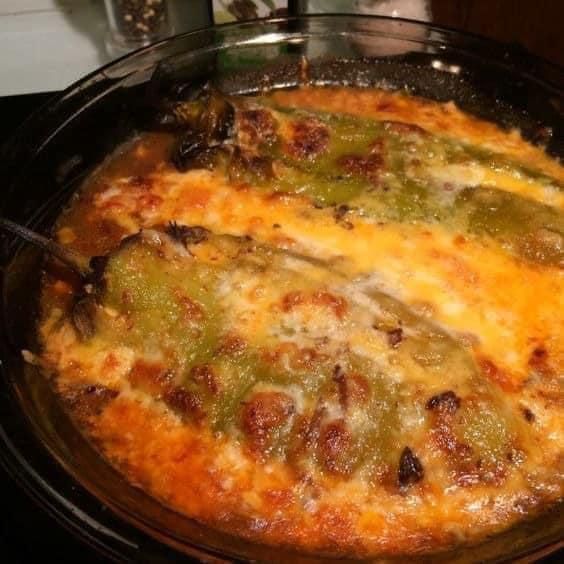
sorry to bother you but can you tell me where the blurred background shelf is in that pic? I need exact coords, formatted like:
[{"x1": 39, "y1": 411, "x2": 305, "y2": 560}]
[
  {"x1": 1, "y1": 1, "x2": 562, "y2": 97},
  {"x1": 431, "y1": 0, "x2": 563, "y2": 69}
]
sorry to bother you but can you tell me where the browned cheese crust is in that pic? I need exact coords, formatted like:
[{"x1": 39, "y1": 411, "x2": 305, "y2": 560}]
[{"x1": 38, "y1": 87, "x2": 563, "y2": 557}]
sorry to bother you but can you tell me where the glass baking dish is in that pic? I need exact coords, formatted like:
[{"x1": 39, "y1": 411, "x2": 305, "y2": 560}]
[{"x1": 0, "y1": 15, "x2": 562, "y2": 562}]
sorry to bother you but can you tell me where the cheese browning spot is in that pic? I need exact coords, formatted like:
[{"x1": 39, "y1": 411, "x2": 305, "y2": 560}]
[
  {"x1": 319, "y1": 419, "x2": 354, "y2": 476},
  {"x1": 398, "y1": 447, "x2": 424, "y2": 487},
  {"x1": 63, "y1": 384, "x2": 119, "y2": 422},
  {"x1": 426, "y1": 391, "x2": 461, "y2": 413},
  {"x1": 286, "y1": 118, "x2": 330, "y2": 160},
  {"x1": 241, "y1": 391, "x2": 295, "y2": 456}
]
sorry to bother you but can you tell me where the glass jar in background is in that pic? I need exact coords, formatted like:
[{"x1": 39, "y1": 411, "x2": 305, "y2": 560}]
[
  {"x1": 211, "y1": 0, "x2": 290, "y2": 23},
  {"x1": 295, "y1": 0, "x2": 430, "y2": 20},
  {"x1": 294, "y1": 0, "x2": 431, "y2": 57},
  {"x1": 104, "y1": 0, "x2": 173, "y2": 57}
]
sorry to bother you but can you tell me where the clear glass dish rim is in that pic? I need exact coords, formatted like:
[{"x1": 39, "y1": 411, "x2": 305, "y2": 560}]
[{"x1": 0, "y1": 14, "x2": 562, "y2": 563}]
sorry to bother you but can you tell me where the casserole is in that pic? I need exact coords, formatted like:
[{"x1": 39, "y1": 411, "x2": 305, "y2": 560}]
[{"x1": 1, "y1": 15, "x2": 562, "y2": 561}]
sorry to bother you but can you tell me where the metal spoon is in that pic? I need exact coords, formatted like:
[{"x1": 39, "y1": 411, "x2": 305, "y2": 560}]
[{"x1": 0, "y1": 217, "x2": 92, "y2": 279}]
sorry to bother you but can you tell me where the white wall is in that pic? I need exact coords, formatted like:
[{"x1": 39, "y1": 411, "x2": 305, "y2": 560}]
[{"x1": 0, "y1": 0, "x2": 211, "y2": 96}]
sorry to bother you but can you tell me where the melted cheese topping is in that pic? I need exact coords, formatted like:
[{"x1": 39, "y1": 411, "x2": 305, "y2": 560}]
[
  {"x1": 91, "y1": 168, "x2": 564, "y2": 385},
  {"x1": 40, "y1": 87, "x2": 563, "y2": 557}
]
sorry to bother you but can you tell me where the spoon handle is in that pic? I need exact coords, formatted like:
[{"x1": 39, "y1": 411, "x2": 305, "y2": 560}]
[{"x1": 0, "y1": 218, "x2": 92, "y2": 279}]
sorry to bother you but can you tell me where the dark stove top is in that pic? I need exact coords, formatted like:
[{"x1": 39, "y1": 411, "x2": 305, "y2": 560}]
[
  {"x1": 0, "y1": 92, "x2": 54, "y2": 141},
  {"x1": 0, "y1": 91, "x2": 107, "y2": 563},
  {"x1": 0, "y1": 468, "x2": 101, "y2": 563}
]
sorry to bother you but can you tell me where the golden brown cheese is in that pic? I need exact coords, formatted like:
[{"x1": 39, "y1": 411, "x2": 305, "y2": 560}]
[
  {"x1": 271, "y1": 87, "x2": 564, "y2": 184},
  {"x1": 38, "y1": 87, "x2": 563, "y2": 557}
]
